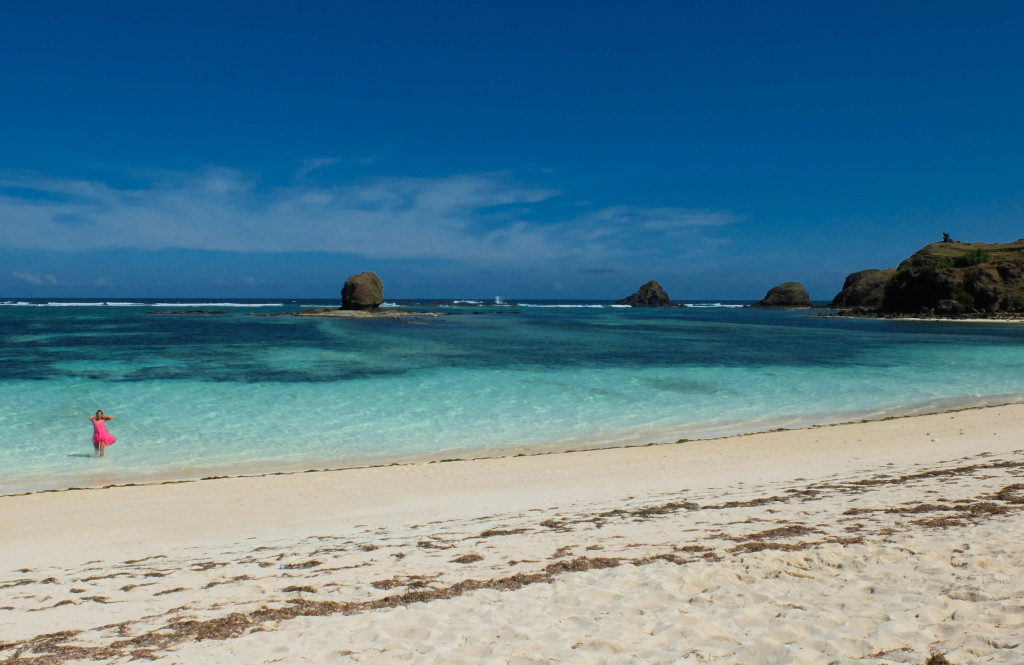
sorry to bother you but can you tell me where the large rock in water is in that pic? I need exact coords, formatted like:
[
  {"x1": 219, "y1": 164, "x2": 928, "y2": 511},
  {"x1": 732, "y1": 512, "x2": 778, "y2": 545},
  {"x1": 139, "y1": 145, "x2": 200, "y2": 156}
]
[
  {"x1": 752, "y1": 282, "x2": 811, "y2": 308},
  {"x1": 881, "y1": 239, "x2": 1024, "y2": 315},
  {"x1": 831, "y1": 268, "x2": 897, "y2": 309},
  {"x1": 616, "y1": 280, "x2": 673, "y2": 307},
  {"x1": 341, "y1": 272, "x2": 384, "y2": 310}
]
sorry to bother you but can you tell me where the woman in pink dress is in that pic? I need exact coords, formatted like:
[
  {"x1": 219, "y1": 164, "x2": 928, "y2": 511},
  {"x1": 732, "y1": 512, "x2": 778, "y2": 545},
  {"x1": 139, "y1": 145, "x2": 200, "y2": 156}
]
[{"x1": 90, "y1": 410, "x2": 116, "y2": 456}]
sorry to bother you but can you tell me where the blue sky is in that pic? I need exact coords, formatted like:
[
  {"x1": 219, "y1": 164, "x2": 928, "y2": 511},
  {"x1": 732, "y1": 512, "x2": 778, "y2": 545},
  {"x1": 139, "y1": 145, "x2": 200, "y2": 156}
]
[{"x1": 2, "y1": 1, "x2": 1022, "y2": 300}]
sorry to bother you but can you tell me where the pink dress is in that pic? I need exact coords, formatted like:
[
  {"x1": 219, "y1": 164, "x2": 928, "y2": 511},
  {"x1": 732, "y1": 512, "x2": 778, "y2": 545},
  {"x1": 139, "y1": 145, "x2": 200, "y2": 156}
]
[{"x1": 92, "y1": 418, "x2": 116, "y2": 446}]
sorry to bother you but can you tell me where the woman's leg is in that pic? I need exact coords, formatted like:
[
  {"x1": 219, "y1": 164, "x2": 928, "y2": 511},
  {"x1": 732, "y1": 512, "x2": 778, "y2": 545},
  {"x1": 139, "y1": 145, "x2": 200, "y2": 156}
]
[{"x1": 98, "y1": 442, "x2": 105, "y2": 457}]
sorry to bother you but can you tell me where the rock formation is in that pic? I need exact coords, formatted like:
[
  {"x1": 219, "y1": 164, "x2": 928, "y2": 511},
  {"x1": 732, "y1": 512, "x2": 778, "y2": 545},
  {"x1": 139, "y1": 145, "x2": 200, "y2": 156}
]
[
  {"x1": 751, "y1": 282, "x2": 811, "y2": 308},
  {"x1": 831, "y1": 268, "x2": 897, "y2": 309},
  {"x1": 880, "y1": 240, "x2": 1024, "y2": 316},
  {"x1": 341, "y1": 272, "x2": 384, "y2": 310},
  {"x1": 616, "y1": 280, "x2": 673, "y2": 307}
]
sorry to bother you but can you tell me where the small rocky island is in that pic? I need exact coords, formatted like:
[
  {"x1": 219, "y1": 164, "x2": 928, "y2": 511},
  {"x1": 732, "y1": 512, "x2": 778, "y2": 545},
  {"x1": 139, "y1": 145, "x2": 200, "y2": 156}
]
[
  {"x1": 832, "y1": 238, "x2": 1024, "y2": 318},
  {"x1": 750, "y1": 282, "x2": 811, "y2": 308},
  {"x1": 296, "y1": 272, "x2": 442, "y2": 319},
  {"x1": 341, "y1": 271, "x2": 384, "y2": 309},
  {"x1": 616, "y1": 280, "x2": 675, "y2": 307}
]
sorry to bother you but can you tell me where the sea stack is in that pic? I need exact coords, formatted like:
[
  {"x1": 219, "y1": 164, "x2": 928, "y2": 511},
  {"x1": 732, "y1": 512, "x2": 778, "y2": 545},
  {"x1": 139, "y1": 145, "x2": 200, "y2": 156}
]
[
  {"x1": 751, "y1": 282, "x2": 812, "y2": 308},
  {"x1": 616, "y1": 280, "x2": 673, "y2": 307},
  {"x1": 341, "y1": 272, "x2": 385, "y2": 310}
]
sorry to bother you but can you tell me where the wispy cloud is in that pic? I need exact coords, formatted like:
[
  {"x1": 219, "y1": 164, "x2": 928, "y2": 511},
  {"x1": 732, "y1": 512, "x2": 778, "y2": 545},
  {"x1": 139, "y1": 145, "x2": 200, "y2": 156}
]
[
  {"x1": 295, "y1": 158, "x2": 342, "y2": 179},
  {"x1": 0, "y1": 167, "x2": 741, "y2": 267},
  {"x1": 12, "y1": 271, "x2": 57, "y2": 285}
]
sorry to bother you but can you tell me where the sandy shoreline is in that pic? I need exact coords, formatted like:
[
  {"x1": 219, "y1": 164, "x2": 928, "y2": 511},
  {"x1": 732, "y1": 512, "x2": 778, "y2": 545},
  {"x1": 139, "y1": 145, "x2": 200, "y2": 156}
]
[
  {"x1": 7, "y1": 393, "x2": 1024, "y2": 497},
  {"x1": 3, "y1": 405, "x2": 1023, "y2": 663}
]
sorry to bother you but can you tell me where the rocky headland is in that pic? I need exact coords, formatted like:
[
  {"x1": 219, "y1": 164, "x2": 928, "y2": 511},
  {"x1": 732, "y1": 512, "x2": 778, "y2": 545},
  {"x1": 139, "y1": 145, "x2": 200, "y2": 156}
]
[
  {"x1": 829, "y1": 269, "x2": 896, "y2": 309},
  {"x1": 831, "y1": 239, "x2": 1024, "y2": 319}
]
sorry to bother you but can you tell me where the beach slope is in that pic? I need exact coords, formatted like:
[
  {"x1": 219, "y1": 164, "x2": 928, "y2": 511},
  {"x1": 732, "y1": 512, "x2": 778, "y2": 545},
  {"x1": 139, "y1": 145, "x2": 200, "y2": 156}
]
[{"x1": 2, "y1": 406, "x2": 1024, "y2": 664}]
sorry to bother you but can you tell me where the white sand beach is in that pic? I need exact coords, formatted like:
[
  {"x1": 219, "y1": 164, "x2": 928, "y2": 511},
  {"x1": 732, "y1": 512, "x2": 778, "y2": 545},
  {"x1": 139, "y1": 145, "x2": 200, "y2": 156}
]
[{"x1": 2, "y1": 405, "x2": 1024, "y2": 664}]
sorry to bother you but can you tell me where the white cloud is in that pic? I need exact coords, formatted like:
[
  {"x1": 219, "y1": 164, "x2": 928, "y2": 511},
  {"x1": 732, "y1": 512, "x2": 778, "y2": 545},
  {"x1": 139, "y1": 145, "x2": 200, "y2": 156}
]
[
  {"x1": 0, "y1": 167, "x2": 740, "y2": 266},
  {"x1": 12, "y1": 271, "x2": 57, "y2": 285}
]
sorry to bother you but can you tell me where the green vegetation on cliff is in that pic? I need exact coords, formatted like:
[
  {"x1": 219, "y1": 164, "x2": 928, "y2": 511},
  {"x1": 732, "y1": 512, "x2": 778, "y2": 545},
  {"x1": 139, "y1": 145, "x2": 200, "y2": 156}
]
[{"x1": 881, "y1": 240, "x2": 1024, "y2": 315}]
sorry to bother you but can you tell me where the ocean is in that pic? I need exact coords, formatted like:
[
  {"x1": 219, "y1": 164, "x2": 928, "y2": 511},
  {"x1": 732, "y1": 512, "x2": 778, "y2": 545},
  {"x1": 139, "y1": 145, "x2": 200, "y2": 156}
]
[{"x1": 3, "y1": 298, "x2": 1024, "y2": 493}]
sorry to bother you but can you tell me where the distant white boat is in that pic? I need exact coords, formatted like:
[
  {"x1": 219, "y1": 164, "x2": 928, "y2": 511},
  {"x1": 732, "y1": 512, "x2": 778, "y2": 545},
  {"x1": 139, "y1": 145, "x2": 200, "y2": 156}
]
[{"x1": 495, "y1": 296, "x2": 504, "y2": 305}]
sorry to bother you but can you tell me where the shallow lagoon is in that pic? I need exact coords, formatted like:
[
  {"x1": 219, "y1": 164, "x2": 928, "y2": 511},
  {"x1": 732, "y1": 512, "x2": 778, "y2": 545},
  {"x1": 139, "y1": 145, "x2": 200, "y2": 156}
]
[{"x1": 3, "y1": 298, "x2": 1024, "y2": 492}]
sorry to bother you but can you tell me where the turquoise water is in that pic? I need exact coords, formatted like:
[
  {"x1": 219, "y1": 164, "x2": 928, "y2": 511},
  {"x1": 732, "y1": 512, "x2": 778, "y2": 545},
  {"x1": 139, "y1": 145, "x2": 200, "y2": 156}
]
[{"x1": 3, "y1": 298, "x2": 1024, "y2": 493}]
